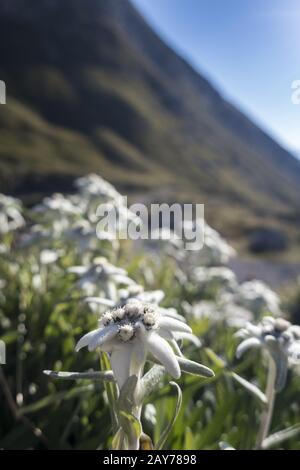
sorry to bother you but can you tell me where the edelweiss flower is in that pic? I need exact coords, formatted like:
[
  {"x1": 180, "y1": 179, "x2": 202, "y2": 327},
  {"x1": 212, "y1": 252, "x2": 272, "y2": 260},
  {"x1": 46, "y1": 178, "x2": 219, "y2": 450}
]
[
  {"x1": 33, "y1": 193, "x2": 82, "y2": 234},
  {"x1": 34, "y1": 193, "x2": 82, "y2": 218},
  {"x1": 236, "y1": 317, "x2": 300, "y2": 390},
  {"x1": 95, "y1": 200, "x2": 141, "y2": 236},
  {"x1": 69, "y1": 257, "x2": 136, "y2": 298},
  {"x1": 63, "y1": 220, "x2": 98, "y2": 253},
  {"x1": 75, "y1": 174, "x2": 121, "y2": 202},
  {"x1": 185, "y1": 299, "x2": 253, "y2": 329},
  {"x1": 75, "y1": 300, "x2": 194, "y2": 389},
  {"x1": 192, "y1": 267, "x2": 238, "y2": 292},
  {"x1": 182, "y1": 221, "x2": 236, "y2": 267},
  {"x1": 0, "y1": 194, "x2": 25, "y2": 234},
  {"x1": 233, "y1": 280, "x2": 282, "y2": 317}
]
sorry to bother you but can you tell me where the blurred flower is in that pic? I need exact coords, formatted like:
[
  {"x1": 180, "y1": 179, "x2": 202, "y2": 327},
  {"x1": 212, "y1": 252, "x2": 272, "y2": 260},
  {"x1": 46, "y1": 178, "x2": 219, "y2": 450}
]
[
  {"x1": 233, "y1": 280, "x2": 282, "y2": 317},
  {"x1": 236, "y1": 316, "x2": 300, "y2": 390},
  {"x1": 69, "y1": 257, "x2": 135, "y2": 299},
  {"x1": 19, "y1": 224, "x2": 53, "y2": 247},
  {"x1": 34, "y1": 193, "x2": 81, "y2": 218},
  {"x1": 184, "y1": 299, "x2": 253, "y2": 329},
  {"x1": 0, "y1": 243, "x2": 8, "y2": 254},
  {"x1": 40, "y1": 248, "x2": 63, "y2": 265},
  {"x1": 75, "y1": 173, "x2": 121, "y2": 202},
  {"x1": 63, "y1": 220, "x2": 98, "y2": 253},
  {"x1": 0, "y1": 194, "x2": 25, "y2": 234},
  {"x1": 33, "y1": 193, "x2": 82, "y2": 234},
  {"x1": 143, "y1": 403, "x2": 157, "y2": 427},
  {"x1": 192, "y1": 266, "x2": 237, "y2": 292},
  {"x1": 75, "y1": 299, "x2": 194, "y2": 389},
  {"x1": 181, "y1": 221, "x2": 236, "y2": 267}
]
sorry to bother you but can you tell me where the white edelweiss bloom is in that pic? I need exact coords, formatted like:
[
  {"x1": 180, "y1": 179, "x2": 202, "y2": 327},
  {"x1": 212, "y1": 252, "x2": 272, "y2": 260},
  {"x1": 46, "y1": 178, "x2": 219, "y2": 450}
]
[
  {"x1": 69, "y1": 256, "x2": 136, "y2": 298},
  {"x1": 34, "y1": 193, "x2": 81, "y2": 217},
  {"x1": 233, "y1": 280, "x2": 282, "y2": 317},
  {"x1": 75, "y1": 300, "x2": 195, "y2": 389},
  {"x1": 33, "y1": 193, "x2": 82, "y2": 235},
  {"x1": 75, "y1": 174, "x2": 121, "y2": 202},
  {"x1": 146, "y1": 228, "x2": 185, "y2": 262},
  {"x1": 181, "y1": 221, "x2": 236, "y2": 267},
  {"x1": 184, "y1": 298, "x2": 253, "y2": 329},
  {"x1": 63, "y1": 220, "x2": 97, "y2": 253},
  {"x1": 202, "y1": 224, "x2": 236, "y2": 266},
  {"x1": 192, "y1": 267, "x2": 238, "y2": 292},
  {"x1": 95, "y1": 200, "x2": 141, "y2": 233},
  {"x1": 19, "y1": 224, "x2": 51, "y2": 247},
  {"x1": 236, "y1": 317, "x2": 300, "y2": 390},
  {"x1": 40, "y1": 249, "x2": 63, "y2": 265},
  {"x1": 0, "y1": 194, "x2": 25, "y2": 234}
]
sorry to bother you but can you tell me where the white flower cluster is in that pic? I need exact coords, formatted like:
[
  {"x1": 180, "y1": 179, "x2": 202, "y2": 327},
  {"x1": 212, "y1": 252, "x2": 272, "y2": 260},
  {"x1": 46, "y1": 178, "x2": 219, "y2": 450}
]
[
  {"x1": 1, "y1": 172, "x2": 297, "y2": 398},
  {"x1": 0, "y1": 194, "x2": 25, "y2": 234},
  {"x1": 76, "y1": 299, "x2": 196, "y2": 389},
  {"x1": 237, "y1": 317, "x2": 300, "y2": 364}
]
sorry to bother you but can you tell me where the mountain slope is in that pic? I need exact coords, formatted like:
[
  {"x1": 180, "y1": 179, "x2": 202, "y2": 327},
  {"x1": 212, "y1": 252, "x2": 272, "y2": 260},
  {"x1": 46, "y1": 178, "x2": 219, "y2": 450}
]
[{"x1": 0, "y1": 0, "x2": 299, "y2": 246}]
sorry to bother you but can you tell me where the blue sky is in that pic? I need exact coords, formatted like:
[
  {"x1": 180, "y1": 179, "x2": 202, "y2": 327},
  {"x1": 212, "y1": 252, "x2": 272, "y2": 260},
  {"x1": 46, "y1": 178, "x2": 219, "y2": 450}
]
[{"x1": 131, "y1": 0, "x2": 300, "y2": 156}]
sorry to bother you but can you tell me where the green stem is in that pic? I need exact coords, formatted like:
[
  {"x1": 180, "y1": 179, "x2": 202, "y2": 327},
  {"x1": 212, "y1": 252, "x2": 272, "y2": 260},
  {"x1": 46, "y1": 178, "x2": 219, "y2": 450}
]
[{"x1": 255, "y1": 356, "x2": 276, "y2": 449}]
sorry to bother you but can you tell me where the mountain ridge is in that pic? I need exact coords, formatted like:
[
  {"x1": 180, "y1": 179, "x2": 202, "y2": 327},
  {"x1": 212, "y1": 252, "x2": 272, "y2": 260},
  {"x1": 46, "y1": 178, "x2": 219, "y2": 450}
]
[{"x1": 0, "y1": 0, "x2": 299, "y2": 250}]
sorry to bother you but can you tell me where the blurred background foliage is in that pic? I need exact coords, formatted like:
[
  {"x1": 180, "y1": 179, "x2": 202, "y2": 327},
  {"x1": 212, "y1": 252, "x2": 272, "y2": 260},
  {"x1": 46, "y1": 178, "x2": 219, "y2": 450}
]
[{"x1": 1, "y1": 235, "x2": 300, "y2": 450}]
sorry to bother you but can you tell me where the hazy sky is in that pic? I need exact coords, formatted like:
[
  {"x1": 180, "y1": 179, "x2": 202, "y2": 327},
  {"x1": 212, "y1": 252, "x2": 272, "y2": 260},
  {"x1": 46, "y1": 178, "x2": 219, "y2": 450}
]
[{"x1": 132, "y1": 0, "x2": 300, "y2": 156}]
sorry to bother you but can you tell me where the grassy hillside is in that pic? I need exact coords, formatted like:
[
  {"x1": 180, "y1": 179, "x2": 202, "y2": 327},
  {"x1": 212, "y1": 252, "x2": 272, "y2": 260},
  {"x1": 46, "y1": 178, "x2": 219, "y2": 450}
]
[{"x1": 0, "y1": 0, "x2": 299, "y2": 252}]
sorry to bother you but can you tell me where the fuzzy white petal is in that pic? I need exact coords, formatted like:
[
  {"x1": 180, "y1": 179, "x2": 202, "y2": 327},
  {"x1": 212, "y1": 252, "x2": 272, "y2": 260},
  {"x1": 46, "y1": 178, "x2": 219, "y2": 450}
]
[
  {"x1": 146, "y1": 332, "x2": 181, "y2": 379},
  {"x1": 158, "y1": 317, "x2": 192, "y2": 334},
  {"x1": 160, "y1": 308, "x2": 186, "y2": 322},
  {"x1": 236, "y1": 337, "x2": 261, "y2": 359},
  {"x1": 173, "y1": 332, "x2": 202, "y2": 347},
  {"x1": 110, "y1": 345, "x2": 133, "y2": 390},
  {"x1": 75, "y1": 324, "x2": 119, "y2": 352}
]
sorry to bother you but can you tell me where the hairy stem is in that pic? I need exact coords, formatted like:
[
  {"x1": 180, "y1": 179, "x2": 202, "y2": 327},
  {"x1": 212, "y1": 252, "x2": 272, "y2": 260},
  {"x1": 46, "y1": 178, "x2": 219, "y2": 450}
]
[{"x1": 255, "y1": 356, "x2": 276, "y2": 449}]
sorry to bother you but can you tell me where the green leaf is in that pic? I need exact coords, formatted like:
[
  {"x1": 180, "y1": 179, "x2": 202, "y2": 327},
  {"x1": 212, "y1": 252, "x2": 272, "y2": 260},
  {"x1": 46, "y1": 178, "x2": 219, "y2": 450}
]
[
  {"x1": 156, "y1": 382, "x2": 182, "y2": 450},
  {"x1": 20, "y1": 384, "x2": 94, "y2": 414},
  {"x1": 204, "y1": 348, "x2": 226, "y2": 369},
  {"x1": 119, "y1": 410, "x2": 142, "y2": 446},
  {"x1": 111, "y1": 428, "x2": 127, "y2": 450},
  {"x1": 0, "y1": 330, "x2": 18, "y2": 345},
  {"x1": 262, "y1": 424, "x2": 300, "y2": 449},
  {"x1": 176, "y1": 356, "x2": 214, "y2": 378},
  {"x1": 230, "y1": 372, "x2": 267, "y2": 406},
  {"x1": 100, "y1": 352, "x2": 119, "y2": 432}
]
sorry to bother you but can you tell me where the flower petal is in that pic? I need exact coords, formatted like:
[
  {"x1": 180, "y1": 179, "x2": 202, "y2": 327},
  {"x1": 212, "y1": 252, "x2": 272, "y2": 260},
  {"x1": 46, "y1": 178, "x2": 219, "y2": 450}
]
[
  {"x1": 158, "y1": 317, "x2": 192, "y2": 334},
  {"x1": 110, "y1": 344, "x2": 133, "y2": 390},
  {"x1": 159, "y1": 307, "x2": 186, "y2": 322},
  {"x1": 146, "y1": 332, "x2": 181, "y2": 379},
  {"x1": 75, "y1": 324, "x2": 119, "y2": 352},
  {"x1": 173, "y1": 332, "x2": 201, "y2": 347},
  {"x1": 236, "y1": 337, "x2": 261, "y2": 358}
]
